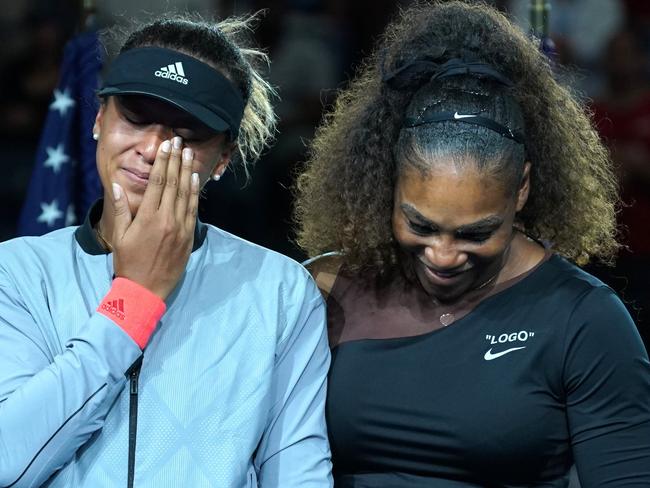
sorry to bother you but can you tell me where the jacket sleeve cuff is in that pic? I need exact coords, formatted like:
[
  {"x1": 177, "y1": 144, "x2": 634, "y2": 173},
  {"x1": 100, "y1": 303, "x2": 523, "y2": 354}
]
[{"x1": 97, "y1": 277, "x2": 166, "y2": 349}]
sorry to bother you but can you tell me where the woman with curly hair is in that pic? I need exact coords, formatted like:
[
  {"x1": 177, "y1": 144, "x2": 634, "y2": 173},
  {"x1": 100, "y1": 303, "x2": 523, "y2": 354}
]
[
  {"x1": 0, "y1": 14, "x2": 332, "y2": 487},
  {"x1": 295, "y1": 1, "x2": 650, "y2": 486}
]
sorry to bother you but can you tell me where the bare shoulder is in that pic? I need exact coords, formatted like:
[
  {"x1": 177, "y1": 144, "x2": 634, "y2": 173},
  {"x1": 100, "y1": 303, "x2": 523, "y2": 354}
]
[{"x1": 303, "y1": 252, "x2": 344, "y2": 299}]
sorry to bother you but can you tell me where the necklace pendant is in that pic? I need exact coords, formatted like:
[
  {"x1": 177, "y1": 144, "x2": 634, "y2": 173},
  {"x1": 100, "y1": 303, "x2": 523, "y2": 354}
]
[{"x1": 439, "y1": 313, "x2": 455, "y2": 327}]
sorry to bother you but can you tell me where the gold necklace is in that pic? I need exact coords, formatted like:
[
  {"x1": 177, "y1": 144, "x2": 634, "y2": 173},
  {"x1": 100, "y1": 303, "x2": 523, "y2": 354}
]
[
  {"x1": 430, "y1": 241, "x2": 515, "y2": 327},
  {"x1": 436, "y1": 272, "x2": 499, "y2": 327},
  {"x1": 95, "y1": 225, "x2": 113, "y2": 252}
]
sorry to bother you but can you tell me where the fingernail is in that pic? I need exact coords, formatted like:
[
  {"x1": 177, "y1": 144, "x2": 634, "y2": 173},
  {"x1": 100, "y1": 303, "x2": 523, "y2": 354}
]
[
  {"x1": 112, "y1": 182, "x2": 122, "y2": 200},
  {"x1": 173, "y1": 136, "x2": 182, "y2": 149},
  {"x1": 161, "y1": 140, "x2": 171, "y2": 153},
  {"x1": 183, "y1": 147, "x2": 193, "y2": 160},
  {"x1": 191, "y1": 173, "x2": 199, "y2": 187}
]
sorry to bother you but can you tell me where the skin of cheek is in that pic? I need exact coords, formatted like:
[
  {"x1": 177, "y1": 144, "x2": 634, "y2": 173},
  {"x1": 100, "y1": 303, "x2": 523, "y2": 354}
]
[
  {"x1": 195, "y1": 141, "x2": 232, "y2": 188},
  {"x1": 192, "y1": 155, "x2": 219, "y2": 187},
  {"x1": 94, "y1": 102, "x2": 156, "y2": 208}
]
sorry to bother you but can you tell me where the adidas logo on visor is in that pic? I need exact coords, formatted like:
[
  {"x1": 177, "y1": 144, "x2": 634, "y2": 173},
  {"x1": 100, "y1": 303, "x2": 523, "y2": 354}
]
[{"x1": 154, "y1": 61, "x2": 189, "y2": 85}]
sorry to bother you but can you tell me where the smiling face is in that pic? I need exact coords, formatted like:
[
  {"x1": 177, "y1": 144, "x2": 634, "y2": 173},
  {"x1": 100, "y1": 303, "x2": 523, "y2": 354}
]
[
  {"x1": 93, "y1": 95, "x2": 232, "y2": 216},
  {"x1": 392, "y1": 160, "x2": 530, "y2": 303}
]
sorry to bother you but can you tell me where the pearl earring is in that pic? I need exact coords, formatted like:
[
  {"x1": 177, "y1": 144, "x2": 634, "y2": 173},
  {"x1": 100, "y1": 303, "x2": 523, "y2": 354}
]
[
  {"x1": 212, "y1": 174, "x2": 221, "y2": 182},
  {"x1": 92, "y1": 133, "x2": 99, "y2": 141}
]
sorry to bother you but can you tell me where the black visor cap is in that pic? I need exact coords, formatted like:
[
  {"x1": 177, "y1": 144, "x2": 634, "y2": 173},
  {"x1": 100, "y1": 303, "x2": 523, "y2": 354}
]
[{"x1": 98, "y1": 47, "x2": 246, "y2": 137}]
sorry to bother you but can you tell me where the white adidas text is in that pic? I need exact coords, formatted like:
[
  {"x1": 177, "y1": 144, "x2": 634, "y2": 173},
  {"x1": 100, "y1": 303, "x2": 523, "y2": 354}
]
[{"x1": 155, "y1": 62, "x2": 189, "y2": 85}]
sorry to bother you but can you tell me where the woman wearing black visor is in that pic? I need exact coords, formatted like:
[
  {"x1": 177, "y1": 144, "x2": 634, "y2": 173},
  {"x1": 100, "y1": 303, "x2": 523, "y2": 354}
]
[{"x1": 0, "y1": 14, "x2": 332, "y2": 488}]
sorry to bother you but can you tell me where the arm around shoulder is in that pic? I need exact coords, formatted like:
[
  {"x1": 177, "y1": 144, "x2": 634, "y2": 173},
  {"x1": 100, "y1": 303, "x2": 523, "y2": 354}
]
[{"x1": 303, "y1": 252, "x2": 344, "y2": 300}]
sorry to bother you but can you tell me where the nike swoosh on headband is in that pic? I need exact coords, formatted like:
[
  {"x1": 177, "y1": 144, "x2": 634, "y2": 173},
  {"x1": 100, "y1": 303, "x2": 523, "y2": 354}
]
[
  {"x1": 403, "y1": 110, "x2": 524, "y2": 144},
  {"x1": 453, "y1": 112, "x2": 477, "y2": 119}
]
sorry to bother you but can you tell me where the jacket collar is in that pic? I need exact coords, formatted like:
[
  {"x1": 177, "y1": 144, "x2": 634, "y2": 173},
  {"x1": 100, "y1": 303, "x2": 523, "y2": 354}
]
[{"x1": 74, "y1": 199, "x2": 207, "y2": 255}]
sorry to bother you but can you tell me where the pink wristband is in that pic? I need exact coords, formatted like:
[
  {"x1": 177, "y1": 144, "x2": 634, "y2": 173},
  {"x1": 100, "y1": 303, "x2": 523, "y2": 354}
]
[{"x1": 97, "y1": 277, "x2": 166, "y2": 349}]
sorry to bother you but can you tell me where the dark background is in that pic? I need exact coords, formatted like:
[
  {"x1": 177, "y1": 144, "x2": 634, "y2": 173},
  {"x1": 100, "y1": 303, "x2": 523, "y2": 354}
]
[{"x1": 0, "y1": 0, "x2": 648, "y2": 350}]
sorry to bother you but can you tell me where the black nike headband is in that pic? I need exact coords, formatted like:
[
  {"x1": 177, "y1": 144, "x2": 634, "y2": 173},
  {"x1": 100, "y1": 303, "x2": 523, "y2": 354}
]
[
  {"x1": 384, "y1": 58, "x2": 524, "y2": 144},
  {"x1": 98, "y1": 47, "x2": 246, "y2": 137}
]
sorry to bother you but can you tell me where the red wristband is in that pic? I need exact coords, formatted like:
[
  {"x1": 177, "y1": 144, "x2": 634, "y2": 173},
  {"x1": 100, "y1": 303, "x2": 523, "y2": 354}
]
[{"x1": 97, "y1": 277, "x2": 166, "y2": 349}]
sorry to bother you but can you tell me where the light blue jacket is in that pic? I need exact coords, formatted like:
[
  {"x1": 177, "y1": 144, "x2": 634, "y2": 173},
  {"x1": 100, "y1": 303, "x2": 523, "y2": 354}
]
[{"x1": 0, "y1": 206, "x2": 332, "y2": 487}]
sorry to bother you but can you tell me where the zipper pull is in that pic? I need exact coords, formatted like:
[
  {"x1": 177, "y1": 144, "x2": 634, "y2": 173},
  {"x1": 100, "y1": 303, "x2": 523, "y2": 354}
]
[
  {"x1": 130, "y1": 369, "x2": 139, "y2": 395},
  {"x1": 126, "y1": 355, "x2": 143, "y2": 395}
]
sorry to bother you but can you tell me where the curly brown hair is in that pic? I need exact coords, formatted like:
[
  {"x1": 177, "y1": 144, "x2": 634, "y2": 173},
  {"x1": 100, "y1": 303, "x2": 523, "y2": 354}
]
[{"x1": 294, "y1": 0, "x2": 619, "y2": 272}]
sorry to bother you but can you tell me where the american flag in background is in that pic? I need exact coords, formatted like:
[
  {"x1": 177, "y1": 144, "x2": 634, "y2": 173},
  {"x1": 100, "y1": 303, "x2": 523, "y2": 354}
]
[{"x1": 17, "y1": 30, "x2": 103, "y2": 236}]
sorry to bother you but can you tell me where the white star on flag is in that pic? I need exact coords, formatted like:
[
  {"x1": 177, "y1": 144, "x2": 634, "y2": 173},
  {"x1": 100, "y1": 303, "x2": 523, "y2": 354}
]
[
  {"x1": 37, "y1": 200, "x2": 64, "y2": 227},
  {"x1": 65, "y1": 204, "x2": 76, "y2": 226},
  {"x1": 43, "y1": 144, "x2": 70, "y2": 173},
  {"x1": 49, "y1": 88, "x2": 76, "y2": 116}
]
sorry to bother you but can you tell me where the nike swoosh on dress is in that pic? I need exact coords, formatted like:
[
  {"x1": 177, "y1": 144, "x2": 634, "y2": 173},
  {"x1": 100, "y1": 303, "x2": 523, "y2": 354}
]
[{"x1": 484, "y1": 346, "x2": 526, "y2": 361}]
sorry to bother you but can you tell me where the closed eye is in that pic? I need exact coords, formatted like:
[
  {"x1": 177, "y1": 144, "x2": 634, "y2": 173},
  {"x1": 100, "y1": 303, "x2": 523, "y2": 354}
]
[
  {"x1": 122, "y1": 112, "x2": 149, "y2": 126},
  {"x1": 456, "y1": 232, "x2": 493, "y2": 243},
  {"x1": 173, "y1": 130, "x2": 202, "y2": 143},
  {"x1": 407, "y1": 220, "x2": 436, "y2": 235}
]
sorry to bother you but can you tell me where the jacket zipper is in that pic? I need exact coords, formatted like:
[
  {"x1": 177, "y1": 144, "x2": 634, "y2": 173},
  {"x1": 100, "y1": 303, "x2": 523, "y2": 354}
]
[{"x1": 127, "y1": 357, "x2": 143, "y2": 488}]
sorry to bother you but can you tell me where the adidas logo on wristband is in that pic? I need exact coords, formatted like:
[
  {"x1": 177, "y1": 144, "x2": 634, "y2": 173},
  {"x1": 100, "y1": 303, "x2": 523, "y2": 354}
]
[
  {"x1": 154, "y1": 61, "x2": 189, "y2": 85},
  {"x1": 101, "y1": 298, "x2": 125, "y2": 320}
]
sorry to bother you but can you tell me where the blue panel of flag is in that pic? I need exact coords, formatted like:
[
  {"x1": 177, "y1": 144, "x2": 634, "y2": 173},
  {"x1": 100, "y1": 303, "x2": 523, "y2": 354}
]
[{"x1": 17, "y1": 30, "x2": 103, "y2": 236}]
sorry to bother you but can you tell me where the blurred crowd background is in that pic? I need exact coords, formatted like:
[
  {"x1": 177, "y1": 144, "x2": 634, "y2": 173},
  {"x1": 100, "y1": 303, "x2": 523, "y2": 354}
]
[{"x1": 0, "y1": 0, "x2": 648, "y2": 350}]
